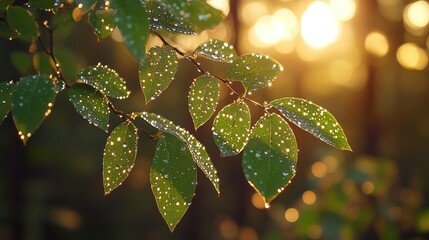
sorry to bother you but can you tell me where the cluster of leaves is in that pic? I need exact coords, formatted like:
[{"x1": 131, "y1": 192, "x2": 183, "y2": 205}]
[{"x1": 0, "y1": 0, "x2": 351, "y2": 231}]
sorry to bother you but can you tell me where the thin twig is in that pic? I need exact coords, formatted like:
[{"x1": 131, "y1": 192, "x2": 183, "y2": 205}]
[
  {"x1": 153, "y1": 31, "x2": 269, "y2": 112},
  {"x1": 37, "y1": 21, "x2": 158, "y2": 140}
]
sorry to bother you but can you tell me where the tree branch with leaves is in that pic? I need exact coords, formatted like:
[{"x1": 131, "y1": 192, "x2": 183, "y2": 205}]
[{"x1": 0, "y1": 0, "x2": 351, "y2": 231}]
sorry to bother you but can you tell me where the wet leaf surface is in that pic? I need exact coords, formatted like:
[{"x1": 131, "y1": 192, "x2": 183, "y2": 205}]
[
  {"x1": 151, "y1": 133, "x2": 196, "y2": 231},
  {"x1": 139, "y1": 111, "x2": 220, "y2": 194},
  {"x1": 195, "y1": 39, "x2": 237, "y2": 63},
  {"x1": 212, "y1": 101, "x2": 250, "y2": 156},
  {"x1": 103, "y1": 122, "x2": 138, "y2": 195},
  {"x1": 139, "y1": 45, "x2": 178, "y2": 104},
  {"x1": 12, "y1": 75, "x2": 56, "y2": 144},
  {"x1": 68, "y1": 83, "x2": 110, "y2": 132},
  {"x1": 271, "y1": 97, "x2": 351, "y2": 150},
  {"x1": 227, "y1": 53, "x2": 283, "y2": 92},
  {"x1": 0, "y1": 81, "x2": 16, "y2": 124},
  {"x1": 243, "y1": 113, "x2": 298, "y2": 204},
  {"x1": 188, "y1": 75, "x2": 219, "y2": 129}
]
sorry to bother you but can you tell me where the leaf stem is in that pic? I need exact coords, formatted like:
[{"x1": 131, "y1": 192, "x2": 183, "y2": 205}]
[{"x1": 153, "y1": 32, "x2": 269, "y2": 112}]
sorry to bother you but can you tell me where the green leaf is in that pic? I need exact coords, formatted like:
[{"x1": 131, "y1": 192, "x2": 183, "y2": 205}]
[
  {"x1": 188, "y1": 75, "x2": 219, "y2": 129},
  {"x1": 28, "y1": 0, "x2": 56, "y2": 9},
  {"x1": 139, "y1": 112, "x2": 220, "y2": 194},
  {"x1": 103, "y1": 122, "x2": 138, "y2": 195},
  {"x1": 151, "y1": 133, "x2": 196, "y2": 231},
  {"x1": 12, "y1": 75, "x2": 56, "y2": 144},
  {"x1": 227, "y1": 53, "x2": 283, "y2": 92},
  {"x1": 68, "y1": 83, "x2": 110, "y2": 132},
  {"x1": 147, "y1": 0, "x2": 196, "y2": 35},
  {"x1": 6, "y1": 6, "x2": 38, "y2": 42},
  {"x1": 139, "y1": 45, "x2": 178, "y2": 104},
  {"x1": 88, "y1": 1, "x2": 116, "y2": 38},
  {"x1": 11, "y1": 51, "x2": 32, "y2": 74},
  {"x1": 77, "y1": 63, "x2": 129, "y2": 99},
  {"x1": 195, "y1": 39, "x2": 237, "y2": 63},
  {"x1": 0, "y1": 81, "x2": 16, "y2": 124},
  {"x1": 53, "y1": 48, "x2": 79, "y2": 80},
  {"x1": 212, "y1": 101, "x2": 251, "y2": 156},
  {"x1": 33, "y1": 52, "x2": 53, "y2": 75},
  {"x1": 0, "y1": 0, "x2": 14, "y2": 11},
  {"x1": 270, "y1": 97, "x2": 351, "y2": 150},
  {"x1": 0, "y1": 20, "x2": 17, "y2": 39},
  {"x1": 163, "y1": 0, "x2": 224, "y2": 32},
  {"x1": 242, "y1": 113, "x2": 298, "y2": 204},
  {"x1": 111, "y1": 0, "x2": 149, "y2": 59}
]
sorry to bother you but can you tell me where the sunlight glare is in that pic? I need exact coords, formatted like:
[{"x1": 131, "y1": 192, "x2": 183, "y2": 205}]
[
  {"x1": 404, "y1": 1, "x2": 429, "y2": 30},
  {"x1": 365, "y1": 31, "x2": 389, "y2": 57},
  {"x1": 207, "y1": 0, "x2": 230, "y2": 16},
  {"x1": 329, "y1": 0, "x2": 357, "y2": 22},
  {"x1": 396, "y1": 43, "x2": 428, "y2": 70},
  {"x1": 301, "y1": 1, "x2": 340, "y2": 49}
]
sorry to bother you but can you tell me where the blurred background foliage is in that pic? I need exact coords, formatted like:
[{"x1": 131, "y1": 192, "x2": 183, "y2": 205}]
[{"x1": 1, "y1": 0, "x2": 429, "y2": 239}]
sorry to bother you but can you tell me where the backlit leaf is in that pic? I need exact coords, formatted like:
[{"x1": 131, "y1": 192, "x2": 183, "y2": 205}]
[
  {"x1": 103, "y1": 122, "x2": 138, "y2": 195},
  {"x1": 195, "y1": 39, "x2": 237, "y2": 63},
  {"x1": 227, "y1": 53, "x2": 283, "y2": 92},
  {"x1": 77, "y1": 63, "x2": 129, "y2": 99},
  {"x1": 111, "y1": 0, "x2": 149, "y2": 59},
  {"x1": 151, "y1": 133, "x2": 196, "y2": 231},
  {"x1": 0, "y1": 81, "x2": 16, "y2": 124},
  {"x1": 212, "y1": 101, "x2": 250, "y2": 156},
  {"x1": 68, "y1": 83, "x2": 110, "y2": 132},
  {"x1": 163, "y1": 0, "x2": 224, "y2": 32},
  {"x1": 270, "y1": 97, "x2": 351, "y2": 150},
  {"x1": 12, "y1": 75, "x2": 56, "y2": 144},
  {"x1": 139, "y1": 45, "x2": 178, "y2": 104},
  {"x1": 89, "y1": 1, "x2": 116, "y2": 38},
  {"x1": 6, "y1": 6, "x2": 38, "y2": 42},
  {"x1": 188, "y1": 75, "x2": 219, "y2": 129},
  {"x1": 242, "y1": 113, "x2": 298, "y2": 204},
  {"x1": 147, "y1": 0, "x2": 196, "y2": 35},
  {"x1": 11, "y1": 51, "x2": 32, "y2": 74},
  {"x1": 139, "y1": 111, "x2": 220, "y2": 194}
]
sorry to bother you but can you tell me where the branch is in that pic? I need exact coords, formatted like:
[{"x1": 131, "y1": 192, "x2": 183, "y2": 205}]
[
  {"x1": 153, "y1": 32, "x2": 269, "y2": 112},
  {"x1": 37, "y1": 21, "x2": 159, "y2": 140}
]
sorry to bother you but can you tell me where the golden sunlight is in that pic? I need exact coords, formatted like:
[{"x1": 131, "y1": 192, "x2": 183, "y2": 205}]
[
  {"x1": 329, "y1": 0, "x2": 357, "y2": 22},
  {"x1": 396, "y1": 43, "x2": 428, "y2": 70},
  {"x1": 404, "y1": 0, "x2": 429, "y2": 31},
  {"x1": 365, "y1": 31, "x2": 389, "y2": 57},
  {"x1": 301, "y1": 1, "x2": 340, "y2": 49}
]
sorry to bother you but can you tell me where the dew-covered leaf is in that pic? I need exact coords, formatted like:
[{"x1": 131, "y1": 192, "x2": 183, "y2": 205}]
[
  {"x1": 151, "y1": 133, "x2": 196, "y2": 231},
  {"x1": 195, "y1": 39, "x2": 237, "y2": 63},
  {"x1": 163, "y1": 0, "x2": 224, "y2": 33},
  {"x1": 111, "y1": 0, "x2": 149, "y2": 60},
  {"x1": 188, "y1": 75, "x2": 219, "y2": 129},
  {"x1": 6, "y1": 6, "x2": 38, "y2": 42},
  {"x1": 147, "y1": 0, "x2": 196, "y2": 35},
  {"x1": 12, "y1": 75, "x2": 56, "y2": 144},
  {"x1": 103, "y1": 122, "x2": 138, "y2": 195},
  {"x1": 88, "y1": 1, "x2": 116, "y2": 38},
  {"x1": 139, "y1": 45, "x2": 178, "y2": 104},
  {"x1": 212, "y1": 101, "x2": 250, "y2": 157},
  {"x1": 227, "y1": 53, "x2": 283, "y2": 92},
  {"x1": 77, "y1": 63, "x2": 129, "y2": 99},
  {"x1": 271, "y1": 97, "x2": 351, "y2": 151},
  {"x1": 0, "y1": 81, "x2": 16, "y2": 124},
  {"x1": 242, "y1": 113, "x2": 298, "y2": 204},
  {"x1": 139, "y1": 111, "x2": 220, "y2": 194},
  {"x1": 68, "y1": 83, "x2": 110, "y2": 132},
  {"x1": 11, "y1": 51, "x2": 32, "y2": 74}
]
